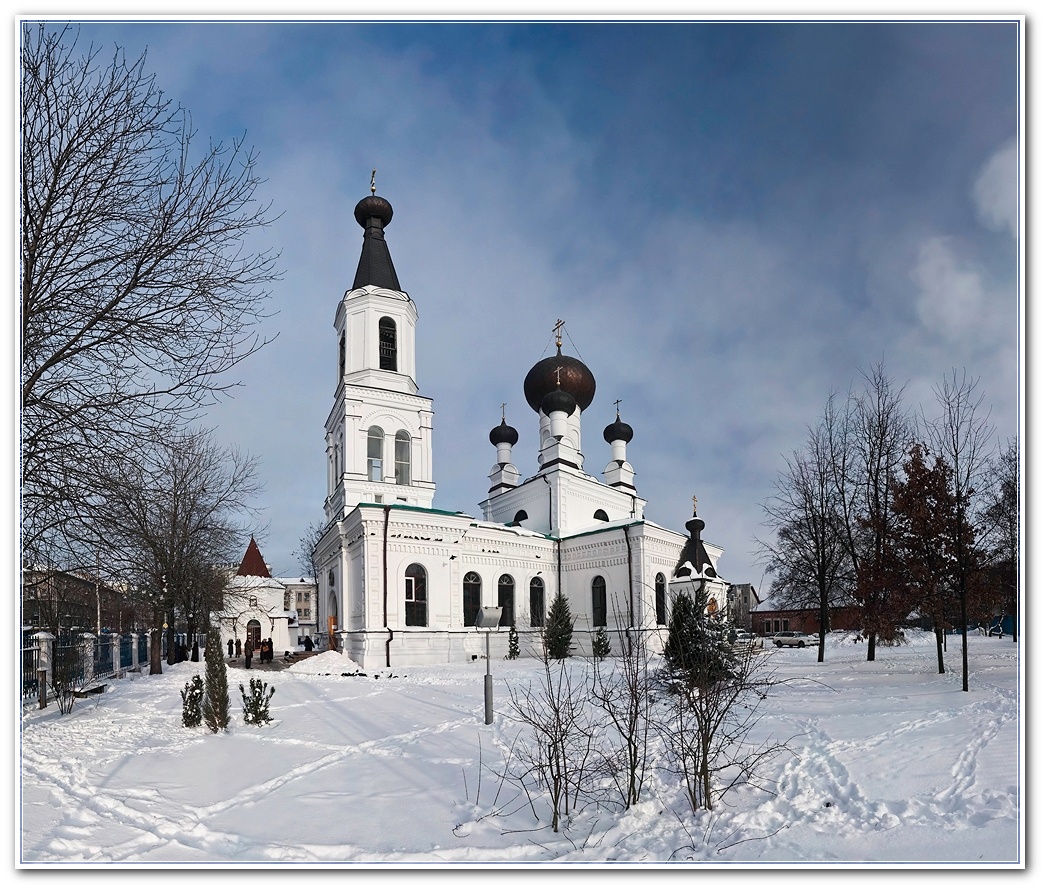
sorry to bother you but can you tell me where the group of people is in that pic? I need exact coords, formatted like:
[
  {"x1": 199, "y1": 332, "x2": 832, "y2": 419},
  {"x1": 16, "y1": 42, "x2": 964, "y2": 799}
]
[{"x1": 226, "y1": 636, "x2": 276, "y2": 668}]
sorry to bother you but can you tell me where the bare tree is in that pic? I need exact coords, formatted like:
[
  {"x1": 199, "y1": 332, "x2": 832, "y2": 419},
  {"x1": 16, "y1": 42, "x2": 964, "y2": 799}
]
[
  {"x1": 758, "y1": 397, "x2": 852, "y2": 662},
  {"x1": 981, "y1": 438, "x2": 1019, "y2": 641},
  {"x1": 925, "y1": 370, "x2": 995, "y2": 692},
  {"x1": 830, "y1": 364, "x2": 913, "y2": 660},
  {"x1": 86, "y1": 425, "x2": 263, "y2": 675},
  {"x1": 20, "y1": 24, "x2": 280, "y2": 566},
  {"x1": 295, "y1": 520, "x2": 326, "y2": 633}
]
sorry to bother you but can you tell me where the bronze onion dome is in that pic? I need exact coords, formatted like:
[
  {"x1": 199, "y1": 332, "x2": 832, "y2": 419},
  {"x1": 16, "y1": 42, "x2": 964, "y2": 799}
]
[{"x1": 523, "y1": 352, "x2": 596, "y2": 413}]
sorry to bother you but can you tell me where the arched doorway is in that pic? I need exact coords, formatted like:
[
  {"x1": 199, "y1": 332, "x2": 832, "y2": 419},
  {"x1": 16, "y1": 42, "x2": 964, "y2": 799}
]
[
  {"x1": 326, "y1": 590, "x2": 339, "y2": 650},
  {"x1": 246, "y1": 619, "x2": 262, "y2": 649}
]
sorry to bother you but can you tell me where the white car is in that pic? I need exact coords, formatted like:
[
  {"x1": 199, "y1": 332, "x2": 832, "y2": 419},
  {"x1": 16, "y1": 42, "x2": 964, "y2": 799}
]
[
  {"x1": 772, "y1": 631, "x2": 820, "y2": 648},
  {"x1": 733, "y1": 630, "x2": 764, "y2": 650}
]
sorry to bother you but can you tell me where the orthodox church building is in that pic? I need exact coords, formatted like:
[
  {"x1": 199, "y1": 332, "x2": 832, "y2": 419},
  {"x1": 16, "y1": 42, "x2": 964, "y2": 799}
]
[{"x1": 313, "y1": 184, "x2": 728, "y2": 668}]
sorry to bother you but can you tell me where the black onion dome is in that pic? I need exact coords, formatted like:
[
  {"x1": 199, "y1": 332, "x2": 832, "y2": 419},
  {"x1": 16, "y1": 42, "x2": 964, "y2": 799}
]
[
  {"x1": 489, "y1": 418, "x2": 519, "y2": 446},
  {"x1": 603, "y1": 417, "x2": 634, "y2": 444},
  {"x1": 541, "y1": 387, "x2": 577, "y2": 417},
  {"x1": 354, "y1": 195, "x2": 394, "y2": 228},
  {"x1": 523, "y1": 354, "x2": 596, "y2": 412},
  {"x1": 686, "y1": 515, "x2": 706, "y2": 537}
]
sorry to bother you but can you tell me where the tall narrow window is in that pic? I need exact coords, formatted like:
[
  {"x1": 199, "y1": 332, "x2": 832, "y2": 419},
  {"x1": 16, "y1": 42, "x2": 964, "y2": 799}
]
[
  {"x1": 379, "y1": 317, "x2": 397, "y2": 371},
  {"x1": 405, "y1": 564, "x2": 427, "y2": 627},
  {"x1": 338, "y1": 333, "x2": 346, "y2": 378},
  {"x1": 655, "y1": 572, "x2": 667, "y2": 626},
  {"x1": 367, "y1": 426, "x2": 384, "y2": 481},
  {"x1": 592, "y1": 575, "x2": 607, "y2": 627},
  {"x1": 395, "y1": 431, "x2": 411, "y2": 485},
  {"x1": 463, "y1": 572, "x2": 481, "y2": 627},
  {"x1": 529, "y1": 577, "x2": 545, "y2": 628},
  {"x1": 497, "y1": 574, "x2": 515, "y2": 627}
]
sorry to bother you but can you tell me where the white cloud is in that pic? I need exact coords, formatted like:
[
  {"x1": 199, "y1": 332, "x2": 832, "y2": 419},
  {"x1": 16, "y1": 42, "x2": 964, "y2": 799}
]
[
  {"x1": 972, "y1": 138, "x2": 1018, "y2": 239},
  {"x1": 911, "y1": 236, "x2": 986, "y2": 343}
]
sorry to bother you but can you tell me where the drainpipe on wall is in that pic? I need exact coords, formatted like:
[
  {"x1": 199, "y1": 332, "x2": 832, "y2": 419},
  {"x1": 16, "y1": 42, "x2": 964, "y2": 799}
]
[
  {"x1": 622, "y1": 523, "x2": 635, "y2": 656},
  {"x1": 383, "y1": 505, "x2": 393, "y2": 668}
]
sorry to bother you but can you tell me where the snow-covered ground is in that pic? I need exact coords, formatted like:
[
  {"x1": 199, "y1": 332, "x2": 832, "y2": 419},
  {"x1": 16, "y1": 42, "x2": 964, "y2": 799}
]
[{"x1": 18, "y1": 630, "x2": 1021, "y2": 868}]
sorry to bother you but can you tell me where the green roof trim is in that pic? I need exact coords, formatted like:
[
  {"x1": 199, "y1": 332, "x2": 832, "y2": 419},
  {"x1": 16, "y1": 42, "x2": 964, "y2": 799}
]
[{"x1": 356, "y1": 502, "x2": 470, "y2": 518}]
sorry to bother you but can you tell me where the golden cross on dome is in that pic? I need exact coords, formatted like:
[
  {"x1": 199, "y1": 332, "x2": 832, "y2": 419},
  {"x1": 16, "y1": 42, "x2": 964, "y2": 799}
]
[
  {"x1": 554, "y1": 365, "x2": 563, "y2": 386},
  {"x1": 370, "y1": 169, "x2": 377, "y2": 195},
  {"x1": 553, "y1": 319, "x2": 564, "y2": 352}
]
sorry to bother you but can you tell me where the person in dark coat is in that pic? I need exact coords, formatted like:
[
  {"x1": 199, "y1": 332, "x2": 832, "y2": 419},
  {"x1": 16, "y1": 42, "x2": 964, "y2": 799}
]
[
  {"x1": 244, "y1": 638, "x2": 253, "y2": 669},
  {"x1": 235, "y1": 638, "x2": 242, "y2": 658},
  {"x1": 191, "y1": 640, "x2": 199, "y2": 662},
  {"x1": 304, "y1": 635, "x2": 314, "y2": 652},
  {"x1": 227, "y1": 638, "x2": 234, "y2": 659},
  {"x1": 265, "y1": 638, "x2": 274, "y2": 663}
]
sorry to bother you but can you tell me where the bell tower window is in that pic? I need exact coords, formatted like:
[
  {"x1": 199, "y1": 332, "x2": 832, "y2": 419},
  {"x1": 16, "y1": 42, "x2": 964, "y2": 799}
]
[
  {"x1": 395, "y1": 431, "x2": 411, "y2": 485},
  {"x1": 379, "y1": 317, "x2": 397, "y2": 371},
  {"x1": 367, "y1": 426, "x2": 384, "y2": 482}
]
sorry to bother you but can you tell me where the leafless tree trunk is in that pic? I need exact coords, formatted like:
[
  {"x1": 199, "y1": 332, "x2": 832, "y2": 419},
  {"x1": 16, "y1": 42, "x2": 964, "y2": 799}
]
[
  {"x1": 926, "y1": 370, "x2": 994, "y2": 692},
  {"x1": 20, "y1": 24, "x2": 280, "y2": 567}
]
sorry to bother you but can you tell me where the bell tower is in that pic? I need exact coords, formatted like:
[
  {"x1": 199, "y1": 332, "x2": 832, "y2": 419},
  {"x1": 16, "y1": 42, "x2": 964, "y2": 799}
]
[{"x1": 323, "y1": 176, "x2": 436, "y2": 521}]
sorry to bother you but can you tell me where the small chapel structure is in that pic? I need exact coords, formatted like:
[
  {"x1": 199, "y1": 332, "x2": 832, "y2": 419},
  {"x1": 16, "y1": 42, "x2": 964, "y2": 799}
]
[
  {"x1": 313, "y1": 182, "x2": 729, "y2": 668},
  {"x1": 217, "y1": 536, "x2": 297, "y2": 655}
]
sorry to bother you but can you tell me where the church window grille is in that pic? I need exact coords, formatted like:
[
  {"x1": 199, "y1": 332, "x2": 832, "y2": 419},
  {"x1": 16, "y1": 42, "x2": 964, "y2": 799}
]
[
  {"x1": 367, "y1": 426, "x2": 384, "y2": 481},
  {"x1": 655, "y1": 573, "x2": 667, "y2": 625},
  {"x1": 328, "y1": 570, "x2": 335, "y2": 587},
  {"x1": 379, "y1": 317, "x2": 397, "y2": 371},
  {"x1": 529, "y1": 577, "x2": 545, "y2": 627},
  {"x1": 594, "y1": 509, "x2": 609, "y2": 522},
  {"x1": 592, "y1": 575, "x2": 607, "y2": 627},
  {"x1": 405, "y1": 564, "x2": 427, "y2": 627},
  {"x1": 497, "y1": 574, "x2": 515, "y2": 627},
  {"x1": 463, "y1": 572, "x2": 481, "y2": 627},
  {"x1": 395, "y1": 431, "x2": 411, "y2": 485}
]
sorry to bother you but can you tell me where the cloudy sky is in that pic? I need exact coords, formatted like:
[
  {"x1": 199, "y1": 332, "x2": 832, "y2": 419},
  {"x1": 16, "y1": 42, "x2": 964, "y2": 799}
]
[{"x1": 27, "y1": 15, "x2": 1021, "y2": 589}]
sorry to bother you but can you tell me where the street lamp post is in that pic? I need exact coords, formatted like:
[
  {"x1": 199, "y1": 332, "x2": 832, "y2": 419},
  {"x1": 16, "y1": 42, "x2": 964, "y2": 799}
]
[{"x1": 476, "y1": 606, "x2": 502, "y2": 725}]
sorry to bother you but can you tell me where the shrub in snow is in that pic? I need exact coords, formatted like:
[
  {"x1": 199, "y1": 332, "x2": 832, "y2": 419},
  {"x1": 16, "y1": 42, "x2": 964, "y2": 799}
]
[
  {"x1": 505, "y1": 624, "x2": 520, "y2": 660},
  {"x1": 180, "y1": 675, "x2": 204, "y2": 728},
  {"x1": 202, "y1": 624, "x2": 230, "y2": 733},
  {"x1": 592, "y1": 626, "x2": 611, "y2": 660},
  {"x1": 240, "y1": 677, "x2": 275, "y2": 725},
  {"x1": 543, "y1": 592, "x2": 574, "y2": 660}
]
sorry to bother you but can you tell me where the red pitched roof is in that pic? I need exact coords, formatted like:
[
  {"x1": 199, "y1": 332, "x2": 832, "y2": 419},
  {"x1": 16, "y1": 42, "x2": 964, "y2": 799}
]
[{"x1": 236, "y1": 536, "x2": 272, "y2": 578}]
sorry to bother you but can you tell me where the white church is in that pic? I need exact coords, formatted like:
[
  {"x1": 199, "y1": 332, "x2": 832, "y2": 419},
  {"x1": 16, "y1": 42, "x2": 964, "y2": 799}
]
[{"x1": 309, "y1": 184, "x2": 730, "y2": 668}]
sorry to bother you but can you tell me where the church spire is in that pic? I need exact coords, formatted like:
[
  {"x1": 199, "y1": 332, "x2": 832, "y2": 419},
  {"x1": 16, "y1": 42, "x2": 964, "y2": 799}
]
[{"x1": 351, "y1": 173, "x2": 401, "y2": 290}]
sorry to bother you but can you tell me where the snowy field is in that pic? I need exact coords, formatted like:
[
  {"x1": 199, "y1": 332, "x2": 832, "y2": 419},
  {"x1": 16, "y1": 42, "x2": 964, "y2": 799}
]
[{"x1": 17, "y1": 630, "x2": 1021, "y2": 869}]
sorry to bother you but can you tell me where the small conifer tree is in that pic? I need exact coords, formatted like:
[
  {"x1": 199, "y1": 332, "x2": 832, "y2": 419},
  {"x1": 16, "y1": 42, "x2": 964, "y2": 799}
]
[
  {"x1": 544, "y1": 592, "x2": 574, "y2": 660},
  {"x1": 505, "y1": 623, "x2": 520, "y2": 659},
  {"x1": 592, "y1": 626, "x2": 611, "y2": 660},
  {"x1": 663, "y1": 582, "x2": 735, "y2": 689},
  {"x1": 239, "y1": 676, "x2": 275, "y2": 725},
  {"x1": 180, "y1": 674, "x2": 204, "y2": 727},
  {"x1": 202, "y1": 625, "x2": 231, "y2": 733}
]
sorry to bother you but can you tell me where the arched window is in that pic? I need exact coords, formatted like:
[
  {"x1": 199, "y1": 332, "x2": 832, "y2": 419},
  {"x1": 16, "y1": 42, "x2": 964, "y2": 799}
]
[
  {"x1": 367, "y1": 426, "x2": 384, "y2": 481},
  {"x1": 512, "y1": 510, "x2": 528, "y2": 526},
  {"x1": 405, "y1": 564, "x2": 427, "y2": 627},
  {"x1": 395, "y1": 430, "x2": 411, "y2": 485},
  {"x1": 246, "y1": 619, "x2": 262, "y2": 649},
  {"x1": 594, "y1": 509, "x2": 609, "y2": 522},
  {"x1": 463, "y1": 572, "x2": 481, "y2": 627},
  {"x1": 338, "y1": 332, "x2": 346, "y2": 378},
  {"x1": 655, "y1": 573, "x2": 667, "y2": 625},
  {"x1": 529, "y1": 577, "x2": 545, "y2": 627},
  {"x1": 497, "y1": 574, "x2": 515, "y2": 627},
  {"x1": 379, "y1": 317, "x2": 397, "y2": 371},
  {"x1": 592, "y1": 575, "x2": 607, "y2": 627}
]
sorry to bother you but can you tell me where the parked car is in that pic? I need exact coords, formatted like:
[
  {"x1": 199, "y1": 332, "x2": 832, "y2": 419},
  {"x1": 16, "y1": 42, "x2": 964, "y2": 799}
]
[
  {"x1": 772, "y1": 631, "x2": 820, "y2": 648},
  {"x1": 733, "y1": 630, "x2": 764, "y2": 650}
]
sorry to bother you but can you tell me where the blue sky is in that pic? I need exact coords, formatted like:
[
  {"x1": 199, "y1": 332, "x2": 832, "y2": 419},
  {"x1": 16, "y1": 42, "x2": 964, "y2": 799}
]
[{"x1": 25, "y1": 16, "x2": 1022, "y2": 590}]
